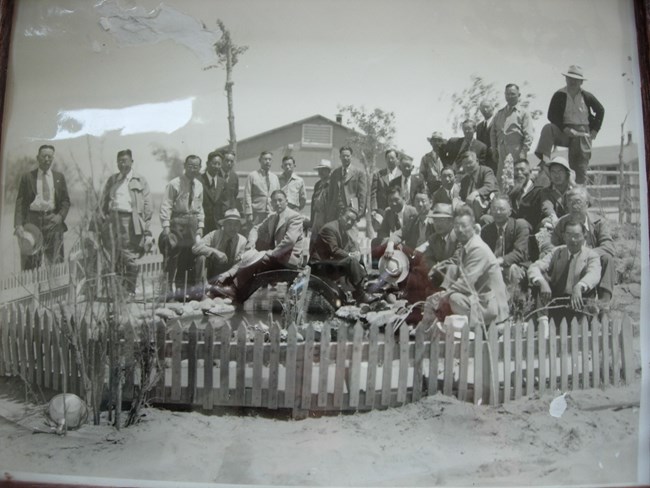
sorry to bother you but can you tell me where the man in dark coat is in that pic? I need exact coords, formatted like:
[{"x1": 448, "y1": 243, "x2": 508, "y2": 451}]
[
  {"x1": 14, "y1": 144, "x2": 71, "y2": 270},
  {"x1": 445, "y1": 119, "x2": 488, "y2": 169},
  {"x1": 388, "y1": 155, "x2": 427, "y2": 206},
  {"x1": 431, "y1": 166, "x2": 461, "y2": 208},
  {"x1": 370, "y1": 149, "x2": 401, "y2": 223},
  {"x1": 419, "y1": 131, "x2": 447, "y2": 196},
  {"x1": 220, "y1": 149, "x2": 241, "y2": 211},
  {"x1": 534, "y1": 65, "x2": 605, "y2": 184},
  {"x1": 458, "y1": 151, "x2": 498, "y2": 219},
  {"x1": 201, "y1": 151, "x2": 228, "y2": 234},
  {"x1": 326, "y1": 146, "x2": 367, "y2": 222},
  {"x1": 476, "y1": 100, "x2": 497, "y2": 173},
  {"x1": 310, "y1": 208, "x2": 373, "y2": 303},
  {"x1": 509, "y1": 159, "x2": 544, "y2": 232}
]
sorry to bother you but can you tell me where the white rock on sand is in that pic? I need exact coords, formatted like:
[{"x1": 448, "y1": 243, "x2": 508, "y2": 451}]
[{"x1": 0, "y1": 383, "x2": 640, "y2": 486}]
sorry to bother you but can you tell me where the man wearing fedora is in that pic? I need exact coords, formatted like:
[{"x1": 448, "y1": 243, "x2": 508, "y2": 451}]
[
  {"x1": 200, "y1": 150, "x2": 228, "y2": 234},
  {"x1": 14, "y1": 144, "x2": 71, "y2": 270},
  {"x1": 310, "y1": 207, "x2": 374, "y2": 304},
  {"x1": 159, "y1": 155, "x2": 204, "y2": 295},
  {"x1": 310, "y1": 159, "x2": 332, "y2": 248},
  {"x1": 99, "y1": 149, "x2": 153, "y2": 297},
  {"x1": 535, "y1": 65, "x2": 605, "y2": 185},
  {"x1": 193, "y1": 209, "x2": 247, "y2": 285},
  {"x1": 419, "y1": 131, "x2": 448, "y2": 196},
  {"x1": 539, "y1": 156, "x2": 574, "y2": 230}
]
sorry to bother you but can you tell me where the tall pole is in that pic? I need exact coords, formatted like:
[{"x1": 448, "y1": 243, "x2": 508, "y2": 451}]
[{"x1": 224, "y1": 30, "x2": 237, "y2": 153}]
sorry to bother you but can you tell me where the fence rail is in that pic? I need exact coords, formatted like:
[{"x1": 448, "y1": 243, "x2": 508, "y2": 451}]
[{"x1": 0, "y1": 304, "x2": 636, "y2": 415}]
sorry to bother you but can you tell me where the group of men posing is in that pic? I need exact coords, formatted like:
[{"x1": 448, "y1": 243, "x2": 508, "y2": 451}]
[{"x1": 14, "y1": 64, "x2": 612, "y2": 326}]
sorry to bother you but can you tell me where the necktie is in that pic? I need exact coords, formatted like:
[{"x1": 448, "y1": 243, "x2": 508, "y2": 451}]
[
  {"x1": 188, "y1": 180, "x2": 194, "y2": 209},
  {"x1": 42, "y1": 171, "x2": 51, "y2": 201},
  {"x1": 495, "y1": 226, "x2": 505, "y2": 258},
  {"x1": 565, "y1": 253, "x2": 577, "y2": 294},
  {"x1": 270, "y1": 214, "x2": 279, "y2": 248}
]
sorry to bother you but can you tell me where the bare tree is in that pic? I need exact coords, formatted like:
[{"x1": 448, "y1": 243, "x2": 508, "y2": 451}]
[{"x1": 205, "y1": 20, "x2": 248, "y2": 153}]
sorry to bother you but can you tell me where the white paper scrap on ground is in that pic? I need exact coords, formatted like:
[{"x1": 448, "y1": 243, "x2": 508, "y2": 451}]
[{"x1": 549, "y1": 393, "x2": 568, "y2": 418}]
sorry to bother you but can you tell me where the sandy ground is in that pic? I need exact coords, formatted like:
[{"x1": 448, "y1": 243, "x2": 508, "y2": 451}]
[{"x1": 0, "y1": 379, "x2": 641, "y2": 487}]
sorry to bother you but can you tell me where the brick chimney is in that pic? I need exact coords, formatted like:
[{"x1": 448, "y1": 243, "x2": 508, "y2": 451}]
[
  {"x1": 627, "y1": 131, "x2": 632, "y2": 145},
  {"x1": 335, "y1": 113, "x2": 343, "y2": 124}
]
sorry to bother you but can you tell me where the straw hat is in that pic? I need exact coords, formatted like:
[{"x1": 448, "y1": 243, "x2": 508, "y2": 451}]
[
  {"x1": 548, "y1": 156, "x2": 571, "y2": 173},
  {"x1": 17, "y1": 223, "x2": 43, "y2": 256},
  {"x1": 218, "y1": 208, "x2": 243, "y2": 226},
  {"x1": 562, "y1": 64, "x2": 586, "y2": 80},
  {"x1": 427, "y1": 131, "x2": 445, "y2": 142},
  {"x1": 314, "y1": 159, "x2": 332, "y2": 170},
  {"x1": 430, "y1": 203, "x2": 453, "y2": 218},
  {"x1": 378, "y1": 249, "x2": 410, "y2": 284},
  {"x1": 158, "y1": 229, "x2": 179, "y2": 254},
  {"x1": 238, "y1": 249, "x2": 266, "y2": 269}
]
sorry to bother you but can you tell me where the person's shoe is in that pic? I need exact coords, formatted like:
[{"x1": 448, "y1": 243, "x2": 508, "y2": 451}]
[
  {"x1": 210, "y1": 284, "x2": 237, "y2": 301},
  {"x1": 353, "y1": 290, "x2": 379, "y2": 304}
]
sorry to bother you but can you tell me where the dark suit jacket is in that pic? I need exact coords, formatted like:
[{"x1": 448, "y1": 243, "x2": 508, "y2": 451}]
[
  {"x1": 480, "y1": 217, "x2": 530, "y2": 267},
  {"x1": 371, "y1": 168, "x2": 393, "y2": 214},
  {"x1": 377, "y1": 205, "x2": 418, "y2": 241},
  {"x1": 200, "y1": 172, "x2": 228, "y2": 234},
  {"x1": 476, "y1": 119, "x2": 493, "y2": 148},
  {"x1": 326, "y1": 165, "x2": 367, "y2": 221},
  {"x1": 445, "y1": 137, "x2": 487, "y2": 167},
  {"x1": 550, "y1": 213, "x2": 615, "y2": 258},
  {"x1": 459, "y1": 166, "x2": 498, "y2": 201},
  {"x1": 219, "y1": 168, "x2": 240, "y2": 211},
  {"x1": 395, "y1": 213, "x2": 436, "y2": 250},
  {"x1": 388, "y1": 174, "x2": 427, "y2": 206},
  {"x1": 431, "y1": 185, "x2": 461, "y2": 207},
  {"x1": 508, "y1": 179, "x2": 544, "y2": 231},
  {"x1": 15, "y1": 169, "x2": 71, "y2": 230},
  {"x1": 310, "y1": 219, "x2": 352, "y2": 261}
]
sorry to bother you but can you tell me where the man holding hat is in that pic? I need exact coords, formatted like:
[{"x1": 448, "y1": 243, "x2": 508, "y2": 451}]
[
  {"x1": 15, "y1": 144, "x2": 71, "y2": 271},
  {"x1": 535, "y1": 65, "x2": 605, "y2": 184},
  {"x1": 310, "y1": 207, "x2": 374, "y2": 304},
  {"x1": 193, "y1": 209, "x2": 247, "y2": 285},
  {"x1": 419, "y1": 131, "x2": 448, "y2": 196},
  {"x1": 159, "y1": 155, "x2": 204, "y2": 295},
  {"x1": 99, "y1": 149, "x2": 153, "y2": 297},
  {"x1": 310, "y1": 159, "x2": 332, "y2": 246}
]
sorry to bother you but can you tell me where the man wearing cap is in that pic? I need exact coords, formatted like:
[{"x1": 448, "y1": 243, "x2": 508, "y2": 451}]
[
  {"x1": 419, "y1": 132, "x2": 447, "y2": 196},
  {"x1": 220, "y1": 149, "x2": 240, "y2": 211},
  {"x1": 480, "y1": 195, "x2": 530, "y2": 300},
  {"x1": 310, "y1": 159, "x2": 332, "y2": 245},
  {"x1": 326, "y1": 146, "x2": 367, "y2": 222},
  {"x1": 193, "y1": 209, "x2": 247, "y2": 285},
  {"x1": 15, "y1": 144, "x2": 71, "y2": 270},
  {"x1": 549, "y1": 186, "x2": 615, "y2": 308},
  {"x1": 422, "y1": 205, "x2": 509, "y2": 327},
  {"x1": 279, "y1": 156, "x2": 307, "y2": 211},
  {"x1": 370, "y1": 149, "x2": 401, "y2": 227},
  {"x1": 431, "y1": 166, "x2": 461, "y2": 208},
  {"x1": 476, "y1": 100, "x2": 497, "y2": 173},
  {"x1": 458, "y1": 151, "x2": 498, "y2": 219},
  {"x1": 310, "y1": 207, "x2": 373, "y2": 304},
  {"x1": 201, "y1": 150, "x2": 228, "y2": 234},
  {"x1": 215, "y1": 190, "x2": 304, "y2": 300},
  {"x1": 539, "y1": 156, "x2": 574, "y2": 229},
  {"x1": 159, "y1": 155, "x2": 205, "y2": 295},
  {"x1": 244, "y1": 151, "x2": 280, "y2": 226},
  {"x1": 99, "y1": 149, "x2": 153, "y2": 297},
  {"x1": 535, "y1": 65, "x2": 605, "y2": 185},
  {"x1": 490, "y1": 83, "x2": 534, "y2": 189},
  {"x1": 445, "y1": 119, "x2": 488, "y2": 170}
]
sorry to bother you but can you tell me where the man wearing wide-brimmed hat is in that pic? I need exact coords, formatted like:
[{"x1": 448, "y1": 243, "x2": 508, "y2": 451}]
[
  {"x1": 99, "y1": 149, "x2": 154, "y2": 297},
  {"x1": 14, "y1": 144, "x2": 71, "y2": 270},
  {"x1": 539, "y1": 156, "x2": 574, "y2": 230},
  {"x1": 419, "y1": 131, "x2": 448, "y2": 196},
  {"x1": 192, "y1": 208, "x2": 247, "y2": 285},
  {"x1": 534, "y1": 65, "x2": 605, "y2": 185}
]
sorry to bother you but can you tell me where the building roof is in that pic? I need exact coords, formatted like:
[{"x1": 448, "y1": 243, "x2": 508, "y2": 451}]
[{"x1": 553, "y1": 142, "x2": 639, "y2": 168}]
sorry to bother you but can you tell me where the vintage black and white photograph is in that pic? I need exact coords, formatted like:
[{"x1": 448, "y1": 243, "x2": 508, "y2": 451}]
[{"x1": 0, "y1": 0, "x2": 648, "y2": 486}]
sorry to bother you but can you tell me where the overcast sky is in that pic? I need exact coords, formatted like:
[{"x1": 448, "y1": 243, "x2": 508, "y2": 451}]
[{"x1": 0, "y1": 0, "x2": 644, "y2": 192}]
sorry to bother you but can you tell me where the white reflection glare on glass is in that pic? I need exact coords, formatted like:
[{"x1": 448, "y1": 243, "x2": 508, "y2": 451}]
[{"x1": 52, "y1": 97, "x2": 195, "y2": 140}]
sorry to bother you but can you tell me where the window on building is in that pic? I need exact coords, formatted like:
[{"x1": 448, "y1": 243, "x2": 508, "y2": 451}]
[{"x1": 302, "y1": 124, "x2": 333, "y2": 148}]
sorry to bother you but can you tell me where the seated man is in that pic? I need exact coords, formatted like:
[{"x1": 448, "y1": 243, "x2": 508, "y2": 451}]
[
  {"x1": 431, "y1": 166, "x2": 461, "y2": 208},
  {"x1": 509, "y1": 158, "x2": 544, "y2": 231},
  {"x1": 423, "y1": 203, "x2": 459, "y2": 285},
  {"x1": 388, "y1": 155, "x2": 427, "y2": 206},
  {"x1": 549, "y1": 186, "x2": 615, "y2": 307},
  {"x1": 421, "y1": 205, "x2": 510, "y2": 328},
  {"x1": 458, "y1": 151, "x2": 498, "y2": 219},
  {"x1": 528, "y1": 218, "x2": 601, "y2": 322},
  {"x1": 480, "y1": 195, "x2": 530, "y2": 303},
  {"x1": 214, "y1": 190, "x2": 303, "y2": 300},
  {"x1": 372, "y1": 186, "x2": 417, "y2": 256},
  {"x1": 538, "y1": 156, "x2": 573, "y2": 229},
  {"x1": 193, "y1": 209, "x2": 247, "y2": 285},
  {"x1": 310, "y1": 207, "x2": 373, "y2": 303}
]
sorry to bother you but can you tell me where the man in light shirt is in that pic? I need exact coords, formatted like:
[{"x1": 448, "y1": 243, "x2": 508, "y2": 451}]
[
  {"x1": 99, "y1": 149, "x2": 153, "y2": 297},
  {"x1": 535, "y1": 65, "x2": 605, "y2": 184},
  {"x1": 14, "y1": 144, "x2": 71, "y2": 270},
  {"x1": 490, "y1": 83, "x2": 534, "y2": 189},
  {"x1": 159, "y1": 155, "x2": 204, "y2": 296},
  {"x1": 278, "y1": 156, "x2": 307, "y2": 211},
  {"x1": 244, "y1": 151, "x2": 281, "y2": 225}
]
